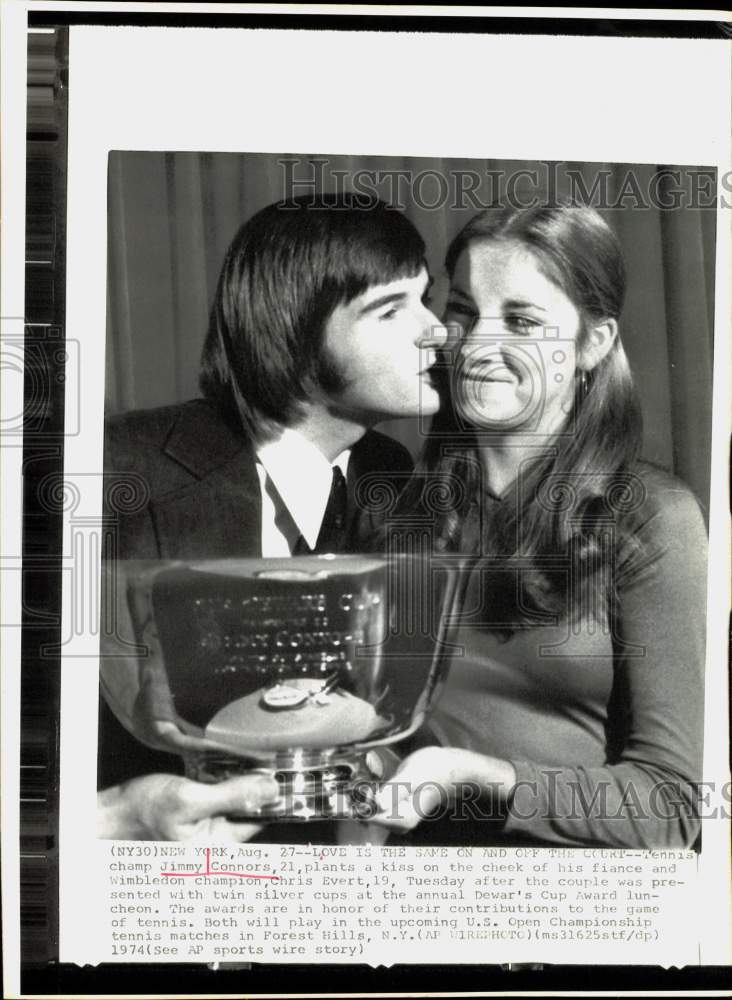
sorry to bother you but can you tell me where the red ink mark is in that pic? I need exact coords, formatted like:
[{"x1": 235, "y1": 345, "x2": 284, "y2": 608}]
[{"x1": 160, "y1": 847, "x2": 280, "y2": 881}]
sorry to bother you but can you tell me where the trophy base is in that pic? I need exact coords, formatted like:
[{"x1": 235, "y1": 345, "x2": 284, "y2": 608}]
[{"x1": 183, "y1": 747, "x2": 395, "y2": 821}]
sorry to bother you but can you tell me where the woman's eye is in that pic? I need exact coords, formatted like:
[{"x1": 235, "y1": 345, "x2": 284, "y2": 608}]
[
  {"x1": 506, "y1": 314, "x2": 542, "y2": 334},
  {"x1": 445, "y1": 300, "x2": 476, "y2": 318},
  {"x1": 380, "y1": 306, "x2": 400, "y2": 320}
]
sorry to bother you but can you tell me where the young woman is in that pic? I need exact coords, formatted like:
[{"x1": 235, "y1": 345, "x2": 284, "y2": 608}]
[{"x1": 372, "y1": 202, "x2": 707, "y2": 849}]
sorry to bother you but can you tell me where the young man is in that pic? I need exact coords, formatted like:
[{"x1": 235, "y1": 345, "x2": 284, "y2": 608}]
[
  {"x1": 99, "y1": 194, "x2": 444, "y2": 838},
  {"x1": 104, "y1": 193, "x2": 442, "y2": 562}
]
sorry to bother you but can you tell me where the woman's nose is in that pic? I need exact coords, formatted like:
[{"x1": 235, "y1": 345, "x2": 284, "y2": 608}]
[
  {"x1": 466, "y1": 314, "x2": 503, "y2": 344},
  {"x1": 456, "y1": 321, "x2": 509, "y2": 373}
]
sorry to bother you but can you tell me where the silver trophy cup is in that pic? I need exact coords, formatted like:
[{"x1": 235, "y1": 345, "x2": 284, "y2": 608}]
[{"x1": 105, "y1": 553, "x2": 471, "y2": 821}]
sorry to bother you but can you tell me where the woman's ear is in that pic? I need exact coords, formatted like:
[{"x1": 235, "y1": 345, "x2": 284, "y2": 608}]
[{"x1": 578, "y1": 318, "x2": 618, "y2": 372}]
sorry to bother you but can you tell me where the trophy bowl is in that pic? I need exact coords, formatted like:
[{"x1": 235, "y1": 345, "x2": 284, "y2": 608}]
[{"x1": 102, "y1": 553, "x2": 471, "y2": 821}]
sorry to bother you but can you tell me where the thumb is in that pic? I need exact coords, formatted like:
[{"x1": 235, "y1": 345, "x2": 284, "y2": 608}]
[
  {"x1": 373, "y1": 759, "x2": 417, "y2": 815},
  {"x1": 189, "y1": 773, "x2": 282, "y2": 819}
]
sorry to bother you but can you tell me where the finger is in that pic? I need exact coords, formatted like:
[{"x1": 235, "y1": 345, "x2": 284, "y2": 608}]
[
  {"x1": 373, "y1": 771, "x2": 413, "y2": 814},
  {"x1": 135, "y1": 652, "x2": 178, "y2": 723},
  {"x1": 223, "y1": 822, "x2": 267, "y2": 844},
  {"x1": 189, "y1": 774, "x2": 282, "y2": 819},
  {"x1": 372, "y1": 748, "x2": 446, "y2": 813},
  {"x1": 149, "y1": 721, "x2": 215, "y2": 752},
  {"x1": 372, "y1": 774, "x2": 444, "y2": 831},
  {"x1": 198, "y1": 818, "x2": 266, "y2": 844},
  {"x1": 368, "y1": 804, "x2": 422, "y2": 833},
  {"x1": 365, "y1": 747, "x2": 400, "y2": 780}
]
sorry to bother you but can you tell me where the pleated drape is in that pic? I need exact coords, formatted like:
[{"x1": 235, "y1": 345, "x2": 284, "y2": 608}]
[{"x1": 106, "y1": 152, "x2": 715, "y2": 513}]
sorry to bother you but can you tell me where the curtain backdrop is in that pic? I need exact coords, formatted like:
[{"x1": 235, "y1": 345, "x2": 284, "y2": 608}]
[{"x1": 106, "y1": 152, "x2": 715, "y2": 515}]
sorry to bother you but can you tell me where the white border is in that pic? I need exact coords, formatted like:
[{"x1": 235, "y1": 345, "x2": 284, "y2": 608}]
[
  {"x1": 0, "y1": 6, "x2": 729, "y2": 990},
  {"x1": 61, "y1": 22, "x2": 732, "y2": 968},
  {"x1": 20, "y1": 2, "x2": 732, "y2": 21}
]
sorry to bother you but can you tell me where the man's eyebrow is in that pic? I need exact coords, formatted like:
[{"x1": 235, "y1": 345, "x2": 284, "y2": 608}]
[
  {"x1": 359, "y1": 292, "x2": 408, "y2": 315},
  {"x1": 448, "y1": 285, "x2": 471, "y2": 300}
]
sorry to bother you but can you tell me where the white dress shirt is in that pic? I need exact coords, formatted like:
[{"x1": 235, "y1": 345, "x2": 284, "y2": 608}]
[{"x1": 255, "y1": 428, "x2": 351, "y2": 557}]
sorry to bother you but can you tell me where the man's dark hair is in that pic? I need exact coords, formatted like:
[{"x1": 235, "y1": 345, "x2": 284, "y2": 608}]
[{"x1": 199, "y1": 192, "x2": 426, "y2": 438}]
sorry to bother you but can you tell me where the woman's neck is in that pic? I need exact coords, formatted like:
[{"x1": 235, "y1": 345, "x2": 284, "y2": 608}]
[{"x1": 477, "y1": 440, "x2": 555, "y2": 497}]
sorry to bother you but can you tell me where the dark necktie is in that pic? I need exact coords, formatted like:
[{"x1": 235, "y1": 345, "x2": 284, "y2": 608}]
[{"x1": 299, "y1": 465, "x2": 347, "y2": 555}]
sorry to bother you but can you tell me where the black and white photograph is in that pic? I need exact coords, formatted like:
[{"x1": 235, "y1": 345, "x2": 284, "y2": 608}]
[
  {"x1": 3, "y1": 7, "x2": 730, "y2": 995},
  {"x1": 97, "y1": 152, "x2": 714, "y2": 850}
]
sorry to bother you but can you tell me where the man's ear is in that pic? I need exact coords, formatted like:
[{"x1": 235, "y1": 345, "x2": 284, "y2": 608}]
[{"x1": 578, "y1": 318, "x2": 618, "y2": 372}]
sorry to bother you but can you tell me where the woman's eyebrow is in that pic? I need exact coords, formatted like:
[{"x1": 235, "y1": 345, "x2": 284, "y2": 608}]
[{"x1": 504, "y1": 298, "x2": 547, "y2": 312}]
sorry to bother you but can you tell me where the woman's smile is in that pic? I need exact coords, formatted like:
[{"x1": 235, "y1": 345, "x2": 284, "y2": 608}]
[
  {"x1": 446, "y1": 241, "x2": 582, "y2": 435},
  {"x1": 463, "y1": 364, "x2": 517, "y2": 384}
]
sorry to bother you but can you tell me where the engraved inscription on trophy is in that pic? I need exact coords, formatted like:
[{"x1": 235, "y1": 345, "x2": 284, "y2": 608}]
[
  {"x1": 150, "y1": 562, "x2": 389, "y2": 751},
  {"x1": 116, "y1": 555, "x2": 468, "y2": 819}
]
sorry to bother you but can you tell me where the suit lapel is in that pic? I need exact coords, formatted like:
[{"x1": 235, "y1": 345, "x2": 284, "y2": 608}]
[
  {"x1": 347, "y1": 432, "x2": 395, "y2": 550},
  {"x1": 149, "y1": 403, "x2": 262, "y2": 559},
  {"x1": 346, "y1": 437, "x2": 374, "y2": 547}
]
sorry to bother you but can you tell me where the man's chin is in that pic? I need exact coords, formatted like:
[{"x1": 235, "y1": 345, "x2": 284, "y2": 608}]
[{"x1": 416, "y1": 388, "x2": 442, "y2": 417}]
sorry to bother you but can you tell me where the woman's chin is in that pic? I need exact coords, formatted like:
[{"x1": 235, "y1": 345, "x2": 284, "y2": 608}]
[{"x1": 456, "y1": 402, "x2": 529, "y2": 433}]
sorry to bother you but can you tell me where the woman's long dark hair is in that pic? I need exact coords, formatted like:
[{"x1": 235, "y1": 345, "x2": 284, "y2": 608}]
[{"x1": 397, "y1": 202, "x2": 644, "y2": 628}]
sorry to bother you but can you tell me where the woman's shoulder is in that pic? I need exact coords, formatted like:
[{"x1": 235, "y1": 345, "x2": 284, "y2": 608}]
[
  {"x1": 623, "y1": 460, "x2": 707, "y2": 533},
  {"x1": 612, "y1": 461, "x2": 707, "y2": 580}
]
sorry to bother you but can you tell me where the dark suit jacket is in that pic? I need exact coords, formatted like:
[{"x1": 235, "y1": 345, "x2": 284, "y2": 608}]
[
  {"x1": 99, "y1": 398, "x2": 413, "y2": 787},
  {"x1": 103, "y1": 398, "x2": 413, "y2": 560}
]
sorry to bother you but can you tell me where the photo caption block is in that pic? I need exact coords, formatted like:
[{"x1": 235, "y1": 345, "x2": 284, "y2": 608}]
[{"x1": 81, "y1": 842, "x2": 700, "y2": 967}]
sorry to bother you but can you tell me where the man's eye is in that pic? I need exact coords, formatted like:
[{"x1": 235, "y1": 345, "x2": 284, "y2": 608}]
[
  {"x1": 380, "y1": 306, "x2": 400, "y2": 320},
  {"x1": 506, "y1": 314, "x2": 542, "y2": 333},
  {"x1": 421, "y1": 293, "x2": 433, "y2": 308}
]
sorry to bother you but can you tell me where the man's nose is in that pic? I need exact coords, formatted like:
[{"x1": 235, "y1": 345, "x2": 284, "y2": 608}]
[{"x1": 420, "y1": 311, "x2": 449, "y2": 348}]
